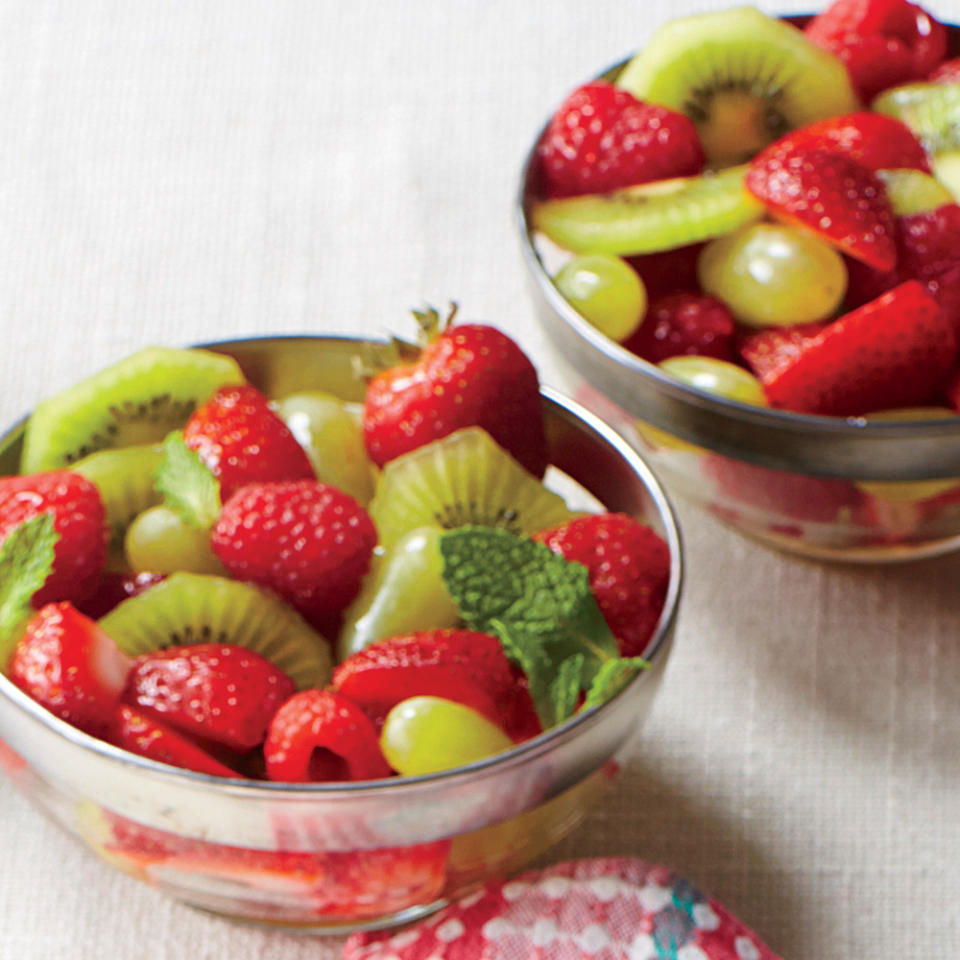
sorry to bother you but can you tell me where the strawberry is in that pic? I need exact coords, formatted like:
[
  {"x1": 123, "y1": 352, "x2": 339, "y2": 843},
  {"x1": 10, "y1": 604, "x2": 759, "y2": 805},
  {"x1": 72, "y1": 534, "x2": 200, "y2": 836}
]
[
  {"x1": 533, "y1": 513, "x2": 670, "y2": 658},
  {"x1": 76, "y1": 571, "x2": 165, "y2": 620},
  {"x1": 9, "y1": 602, "x2": 131, "y2": 738},
  {"x1": 0, "y1": 471, "x2": 107, "y2": 607},
  {"x1": 782, "y1": 112, "x2": 930, "y2": 172},
  {"x1": 737, "y1": 321, "x2": 832, "y2": 383},
  {"x1": 930, "y1": 57, "x2": 960, "y2": 83},
  {"x1": 264, "y1": 689, "x2": 392, "y2": 783},
  {"x1": 535, "y1": 82, "x2": 705, "y2": 199},
  {"x1": 746, "y1": 141, "x2": 897, "y2": 270},
  {"x1": 703, "y1": 455, "x2": 863, "y2": 525},
  {"x1": 625, "y1": 244, "x2": 705, "y2": 303},
  {"x1": 847, "y1": 204, "x2": 960, "y2": 335},
  {"x1": 331, "y1": 630, "x2": 539, "y2": 742},
  {"x1": 946, "y1": 368, "x2": 960, "y2": 411},
  {"x1": 123, "y1": 643, "x2": 295, "y2": 752},
  {"x1": 805, "y1": 0, "x2": 947, "y2": 102},
  {"x1": 363, "y1": 311, "x2": 548, "y2": 478},
  {"x1": 762, "y1": 281, "x2": 956, "y2": 415},
  {"x1": 111, "y1": 704, "x2": 241, "y2": 778},
  {"x1": 182, "y1": 384, "x2": 314, "y2": 501},
  {"x1": 211, "y1": 480, "x2": 377, "y2": 624},
  {"x1": 623, "y1": 292, "x2": 736, "y2": 365}
]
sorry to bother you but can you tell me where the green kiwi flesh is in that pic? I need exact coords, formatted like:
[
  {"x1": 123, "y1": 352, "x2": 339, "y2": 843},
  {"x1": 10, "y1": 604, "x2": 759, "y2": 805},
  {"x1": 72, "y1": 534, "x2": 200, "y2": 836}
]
[
  {"x1": 532, "y1": 164, "x2": 764, "y2": 256},
  {"x1": 369, "y1": 426, "x2": 576, "y2": 552},
  {"x1": 71, "y1": 444, "x2": 164, "y2": 554},
  {"x1": 99, "y1": 572, "x2": 331, "y2": 689},
  {"x1": 616, "y1": 8, "x2": 859, "y2": 166},
  {"x1": 873, "y1": 82, "x2": 960, "y2": 154},
  {"x1": 21, "y1": 347, "x2": 245, "y2": 473}
]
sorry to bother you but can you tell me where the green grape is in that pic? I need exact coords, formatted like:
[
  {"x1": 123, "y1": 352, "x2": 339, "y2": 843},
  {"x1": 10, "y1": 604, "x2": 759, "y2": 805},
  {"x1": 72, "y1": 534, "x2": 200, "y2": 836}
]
[
  {"x1": 276, "y1": 391, "x2": 376, "y2": 504},
  {"x1": 660, "y1": 356, "x2": 768, "y2": 406},
  {"x1": 698, "y1": 223, "x2": 847, "y2": 328},
  {"x1": 380, "y1": 696, "x2": 513, "y2": 776},
  {"x1": 336, "y1": 526, "x2": 460, "y2": 661},
  {"x1": 554, "y1": 253, "x2": 647, "y2": 342},
  {"x1": 125, "y1": 505, "x2": 225, "y2": 575}
]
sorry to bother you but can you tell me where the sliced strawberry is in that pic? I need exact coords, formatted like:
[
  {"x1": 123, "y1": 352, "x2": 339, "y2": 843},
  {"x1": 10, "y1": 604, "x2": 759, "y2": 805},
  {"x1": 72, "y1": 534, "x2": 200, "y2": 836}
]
[
  {"x1": 111, "y1": 704, "x2": 241, "y2": 778},
  {"x1": 704, "y1": 455, "x2": 863, "y2": 525},
  {"x1": 331, "y1": 630, "x2": 536, "y2": 741},
  {"x1": 533, "y1": 513, "x2": 670, "y2": 658},
  {"x1": 762, "y1": 281, "x2": 956, "y2": 416},
  {"x1": 0, "y1": 472, "x2": 107, "y2": 608},
  {"x1": 806, "y1": 0, "x2": 948, "y2": 101},
  {"x1": 623, "y1": 293, "x2": 736, "y2": 365},
  {"x1": 746, "y1": 142, "x2": 897, "y2": 270},
  {"x1": 264, "y1": 689, "x2": 391, "y2": 783},
  {"x1": 183, "y1": 384, "x2": 315, "y2": 501},
  {"x1": 737, "y1": 321, "x2": 832, "y2": 383},
  {"x1": 123, "y1": 643, "x2": 296, "y2": 752},
  {"x1": 782, "y1": 112, "x2": 930, "y2": 172},
  {"x1": 75, "y1": 571, "x2": 165, "y2": 620},
  {"x1": 536, "y1": 82, "x2": 705, "y2": 199},
  {"x1": 9, "y1": 603, "x2": 131, "y2": 738},
  {"x1": 211, "y1": 480, "x2": 377, "y2": 624}
]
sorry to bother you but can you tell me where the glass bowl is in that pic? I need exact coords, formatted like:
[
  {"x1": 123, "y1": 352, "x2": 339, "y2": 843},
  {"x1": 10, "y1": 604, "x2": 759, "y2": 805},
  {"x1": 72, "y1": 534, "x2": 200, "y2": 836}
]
[
  {"x1": 517, "y1": 20, "x2": 960, "y2": 563},
  {"x1": 0, "y1": 335, "x2": 682, "y2": 934}
]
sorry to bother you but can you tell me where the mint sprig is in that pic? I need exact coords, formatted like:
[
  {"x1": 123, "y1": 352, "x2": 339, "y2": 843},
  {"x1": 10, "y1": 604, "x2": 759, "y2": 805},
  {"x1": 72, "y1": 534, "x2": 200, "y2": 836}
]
[
  {"x1": 0, "y1": 513, "x2": 58, "y2": 667},
  {"x1": 155, "y1": 431, "x2": 221, "y2": 529},
  {"x1": 440, "y1": 526, "x2": 648, "y2": 727}
]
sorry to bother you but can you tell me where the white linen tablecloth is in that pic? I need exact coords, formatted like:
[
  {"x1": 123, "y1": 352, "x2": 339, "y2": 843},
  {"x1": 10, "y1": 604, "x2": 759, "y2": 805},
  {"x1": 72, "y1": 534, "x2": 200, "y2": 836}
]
[{"x1": 1, "y1": 1, "x2": 959, "y2": 956}]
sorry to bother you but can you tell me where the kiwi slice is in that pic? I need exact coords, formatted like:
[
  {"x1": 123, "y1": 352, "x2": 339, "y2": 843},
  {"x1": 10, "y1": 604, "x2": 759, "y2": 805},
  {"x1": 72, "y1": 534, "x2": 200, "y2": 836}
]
[
  {"x1": 531, "y1": 165, "x2": 764, "y2": 256},
  {"x1": 275, "y1": 391, "x2": 376, "y2": 504},
  {"x1": 21, "y1": 347, "x2": 245, "y2": 473},
  {"x1": 369, "y1": 426, "x2": 576, "y2": 552},
  {"x1": 616, "y1": 8, "x2": 859, "y2": 166},
  {"x1": 71, "y1": 444, "x2": 164, "y2": 554},
  {"x1": 873, "y1": 83, "x2": 960, "y2": 154},
  {"x1": 876, "y1": 169, "x2": 954, "y2": 216},
  {"x1": 99, "y1": 572, "x2": 331, "y2": 689}
]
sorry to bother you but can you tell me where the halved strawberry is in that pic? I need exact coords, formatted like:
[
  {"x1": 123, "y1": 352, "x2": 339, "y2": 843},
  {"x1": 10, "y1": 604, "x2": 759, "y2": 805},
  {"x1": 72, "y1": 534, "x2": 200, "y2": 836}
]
[
  {"x1": 762, "y1": 281, "x2": 956, "y2": 415},
  {"x1": 264, "y1": 689, "x2": 391, "y2": 783},
  {"x1": 111, "y1": 704, "x2": 241, "y2": 778},
  {"x1": 781, "y1": 112, "x2": 930, "y2": 172},
  {"x1": 183, "y1": 384, "x2": 315, "y2": 501},
  {"x1": 737, "y1": 321, "x2": 832, "y2": 383},
  {"x1": 9, "y1": 603, "x2": 131, "y2": 739},
  {"x1": 746, "y1": 142, "x2": 896, "y2": 270},
  {"x1": 124, "y1": 643, "x2": 296, "y2": 752},
  {"x1": 0, "y1": 472, "x2": 107, "y2": 608},
  {"x1": 331, "y1": 630, "x2": 539, "y2": 742},
  {"x1": 76, "y1": 571, "x2": 165, "y2": 620}
]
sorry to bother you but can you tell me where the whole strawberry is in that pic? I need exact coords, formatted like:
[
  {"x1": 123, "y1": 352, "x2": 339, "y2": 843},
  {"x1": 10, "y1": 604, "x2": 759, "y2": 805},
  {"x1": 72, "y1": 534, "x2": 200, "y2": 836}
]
[
  {"x1": 264, "y1": 689, "x2": 391, "y2": 782},
  {"x1": 746, "y1": 141, "x2": 897, "y2": 270},
  {"x1": 183, "y1": 384, "x2": 315, "y2": 501},
  {"x1": 623, "y1": 292, "x2": 736, "y2": 365},
  {"x1": 534, "y1": 513, "x2": 670, "y2": 658},
  {"x1": 9, "y1": 602, "x2": 132, "y2": 739},
  {"x1": 211, "y1": 480, "x2": 377, "y2": 624},
  {"x1": 0, "y1": 471, "x2": 107, "y2": 607},
  {"x1": 123, "y1": 642, "x2": 296, "y2": 751},
  {"x1": 805, "y1": 0, "x2": 947, "y2": 102},
  {"x1": 536, "y1": 82, "x2": 705, "y2": 199},
  {"x1": 363, "y1": 308, "x2": 548, "y2": 478}
]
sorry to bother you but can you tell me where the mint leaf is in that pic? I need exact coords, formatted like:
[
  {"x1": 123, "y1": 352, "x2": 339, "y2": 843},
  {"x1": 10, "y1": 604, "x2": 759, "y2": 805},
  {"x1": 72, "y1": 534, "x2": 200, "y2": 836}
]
[
  {"x1": 440, "y1": 526, "x2": 622, "y2": 728},
  {"x1": 0, "y1": 514, "x2": 58, "y2": 667},
  {"x1": 580, "y1": 656, "x2": 650, "y2": 713},
  {"x1": 155, "y1": 431, "x2": 221, "y2": 529}
]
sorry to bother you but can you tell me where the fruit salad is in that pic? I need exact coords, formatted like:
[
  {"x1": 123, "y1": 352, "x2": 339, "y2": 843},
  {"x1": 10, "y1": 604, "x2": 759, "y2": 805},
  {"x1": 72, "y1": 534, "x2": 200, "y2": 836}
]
[
  {"x1": 0, "y1": 317, "x2": 672, "y2": 924},
  {"x1": 524, "y1": 0, "x2": 960, "y2": 558}
]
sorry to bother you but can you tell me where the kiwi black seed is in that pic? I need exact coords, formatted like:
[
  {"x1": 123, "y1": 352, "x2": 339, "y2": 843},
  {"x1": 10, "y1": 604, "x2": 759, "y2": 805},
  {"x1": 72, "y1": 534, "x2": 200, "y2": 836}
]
[
  {"x1": 616, "y1": 8, "x2": 859, "y2": 166},
  {"x1": 21, "y1": 346, "x2": 245, "y2": 473},
  {"x1": 368, "y1": 426, "x2": 576, "y2": 552},
  {"x1": 98, "y1": 572, "x2": 332, "y2": 689}
]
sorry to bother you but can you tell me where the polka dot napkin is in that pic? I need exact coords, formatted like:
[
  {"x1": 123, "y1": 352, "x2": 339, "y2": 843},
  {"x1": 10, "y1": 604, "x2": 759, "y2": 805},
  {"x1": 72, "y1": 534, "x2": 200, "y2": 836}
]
[{"x1": 344, "y1": 858, "x2": 780, "y2": 960}]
